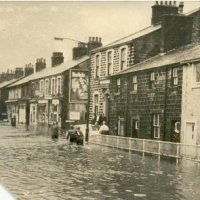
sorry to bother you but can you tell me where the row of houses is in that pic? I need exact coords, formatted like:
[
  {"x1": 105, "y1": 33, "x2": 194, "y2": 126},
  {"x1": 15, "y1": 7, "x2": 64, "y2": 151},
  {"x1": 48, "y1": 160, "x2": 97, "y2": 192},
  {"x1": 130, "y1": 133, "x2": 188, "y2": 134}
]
[
  {"x1": 88, "y1": 1, "x2": 200, "y2": 147},
  {"x1": 1, "y1": 1, "x2": 200, "y2": 147}
]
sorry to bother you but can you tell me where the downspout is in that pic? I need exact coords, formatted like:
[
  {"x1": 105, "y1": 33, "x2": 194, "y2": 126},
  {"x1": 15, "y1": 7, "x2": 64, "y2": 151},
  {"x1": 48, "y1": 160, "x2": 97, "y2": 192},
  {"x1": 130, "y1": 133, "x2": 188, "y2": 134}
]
[
  {"x1": 163, "y1": 66, "x2": 168, "y2": 141},
  {"x1": 86, "y1": 58, "x2": 91, "y2": 142}
]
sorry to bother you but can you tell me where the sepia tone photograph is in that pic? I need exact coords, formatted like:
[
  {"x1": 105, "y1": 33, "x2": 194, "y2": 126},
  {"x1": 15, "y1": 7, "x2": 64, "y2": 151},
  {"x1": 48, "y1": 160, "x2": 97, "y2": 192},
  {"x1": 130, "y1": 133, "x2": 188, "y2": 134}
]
[{"x1": 0, "y1": 0, "x2": 200, "y2": 199}]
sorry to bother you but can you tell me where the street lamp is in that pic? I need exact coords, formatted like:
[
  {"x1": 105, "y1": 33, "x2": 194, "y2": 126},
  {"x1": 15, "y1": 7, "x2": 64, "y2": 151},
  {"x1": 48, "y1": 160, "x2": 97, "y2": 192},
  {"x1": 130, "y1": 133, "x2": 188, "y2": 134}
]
[
  {"x1": 54, "y1": 36, "x2": 90, "y2": 142},
  {"x1": 54, "y1": 37, "x2": 87, "y2": 45}
]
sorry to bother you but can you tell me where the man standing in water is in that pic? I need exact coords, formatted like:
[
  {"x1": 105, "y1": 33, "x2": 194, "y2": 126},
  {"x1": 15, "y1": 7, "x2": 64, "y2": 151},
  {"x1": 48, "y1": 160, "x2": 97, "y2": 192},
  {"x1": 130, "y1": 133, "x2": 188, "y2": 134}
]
[
  {"x1": 66, "y1": 125, "x2": 77, "y2": 144},
  {"x1": 76, "y1": 126, "x2": 84, "y2": 145}
]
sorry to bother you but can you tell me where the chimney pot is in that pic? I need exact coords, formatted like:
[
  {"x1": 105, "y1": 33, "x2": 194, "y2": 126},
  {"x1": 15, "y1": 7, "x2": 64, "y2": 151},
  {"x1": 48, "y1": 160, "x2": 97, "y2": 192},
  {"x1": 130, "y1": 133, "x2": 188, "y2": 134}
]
[
  {"x1": 156, "y1": 1, "x2": 159, "y2": 5},
  {"x1": 165, "y1": 1, "x2": 168, "y2": 5},
  {"x1": 160, "y1": 1, "x2": 163, "y2": 5},
  {"x1": 169, "y1": 1, "x2": 172, "y2": 6}
]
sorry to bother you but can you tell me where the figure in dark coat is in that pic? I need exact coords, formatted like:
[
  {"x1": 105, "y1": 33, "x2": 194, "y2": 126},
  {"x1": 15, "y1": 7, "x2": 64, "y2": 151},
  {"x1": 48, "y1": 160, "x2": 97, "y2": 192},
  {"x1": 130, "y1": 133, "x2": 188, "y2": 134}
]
[
  {"x1": 66, "y1": 125, "x2": 77, "y2": 143},
  {"x1": 76, "y1": 127, "x2": 84, "y2": 145},
  {"x1": 51, "y1": 122, "x2": 59, "y2": 139}
]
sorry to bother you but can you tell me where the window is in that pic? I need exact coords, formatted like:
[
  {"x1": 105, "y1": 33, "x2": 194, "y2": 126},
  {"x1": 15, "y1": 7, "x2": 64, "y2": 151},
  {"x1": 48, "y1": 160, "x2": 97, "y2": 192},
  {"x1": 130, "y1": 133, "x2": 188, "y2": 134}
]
[
  {"x1": 40, "y1": 80, "x2": 44, "y2": 96},
  {"x1": 94, "y1": 94, "x2": 99, "y2": 116},
  {"x1": 194, "y1": 62, "x2": 200, "y2": 83},
  {"x1": 120, "y1": 47, "x2": 127, "y2": 71},
  {"x1": 172, "y1": 67, "x2": 178, "y2": 86},
  {"x1": 55, "y1": 78, "x2": 57, "y2": 94},
  {"x1": 149, "y1": 72, "x2": 155, "y2": 89},
  {"x1": 117, "y1": 78, "x2": 121, "y2": 93},
  {"x1": 45, "y1": 79, "x2": 49, "y2": 96},
  {"x1": 51, "y1": 78, "x2": 55, "y2": 95},
  {"x1": 132, "y1": 75, "x2": 137, "y2": 91},
  {"x1": 153, "y1": 114, "x2": 160, "y2": 138},
  {"x1": 107, "y1": 50, "x2": 113, "y2": 75},
  {"x1": 95, "y1": 54, "x2": 100, "y2": 78},
  {"x1": 118, "y1": 117, "x2": 125, "y2": 136},
  {"x1": 57, "y1": 76, "x2": 61, "y2": 94}
]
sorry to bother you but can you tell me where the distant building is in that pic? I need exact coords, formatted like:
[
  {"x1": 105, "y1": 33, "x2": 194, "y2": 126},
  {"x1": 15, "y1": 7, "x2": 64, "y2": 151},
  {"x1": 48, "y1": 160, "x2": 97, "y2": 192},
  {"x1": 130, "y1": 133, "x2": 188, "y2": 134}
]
[{"x1": 6, "y1": 37, "x2": 102, "y2": 129}]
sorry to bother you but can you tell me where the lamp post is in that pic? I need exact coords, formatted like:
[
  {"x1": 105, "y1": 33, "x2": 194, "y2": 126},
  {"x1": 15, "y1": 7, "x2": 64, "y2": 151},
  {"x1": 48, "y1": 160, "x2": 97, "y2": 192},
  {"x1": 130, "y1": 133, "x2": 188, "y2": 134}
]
[
  {"x1": 54, "y1": 36, "x2": 90, "y2": 142},
  {"x1": 54, "y1": 37, "x2": 87, "y2": 45}
]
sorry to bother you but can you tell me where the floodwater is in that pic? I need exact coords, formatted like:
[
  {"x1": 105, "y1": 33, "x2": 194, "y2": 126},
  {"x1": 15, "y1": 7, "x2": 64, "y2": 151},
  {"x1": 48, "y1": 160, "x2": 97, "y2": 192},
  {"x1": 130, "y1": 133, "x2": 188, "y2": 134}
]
[{"x1": 0, "y1": 124, "x2": 200, "y2": 200}]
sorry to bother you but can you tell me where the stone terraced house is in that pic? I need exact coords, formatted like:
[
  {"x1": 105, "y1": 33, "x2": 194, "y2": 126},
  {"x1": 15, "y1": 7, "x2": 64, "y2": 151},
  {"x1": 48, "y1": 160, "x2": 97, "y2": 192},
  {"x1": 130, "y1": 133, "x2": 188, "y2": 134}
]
[
  {"x1": 88, "y1": 1, "x2": 200, "y2": 142},
  {"x1": 6, "y1": 37, "x2": 102, "y2": 129}
]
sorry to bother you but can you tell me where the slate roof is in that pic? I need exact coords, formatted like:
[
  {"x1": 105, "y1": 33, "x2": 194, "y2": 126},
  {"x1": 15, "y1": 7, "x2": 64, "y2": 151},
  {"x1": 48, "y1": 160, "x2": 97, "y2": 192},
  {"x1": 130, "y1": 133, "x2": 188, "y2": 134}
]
[
  {"x1": 9, "y1": 56, "x2": 89, "y2": 87},
  {"x1": 0, "y1": 78, "x2": 24, "y2": 89},
  {"x1": 112, "y1": 43, "x2": 200, "y2": 76},
  {"x1": 92, "y1": 24, "x2": 161, "y2": 52}
]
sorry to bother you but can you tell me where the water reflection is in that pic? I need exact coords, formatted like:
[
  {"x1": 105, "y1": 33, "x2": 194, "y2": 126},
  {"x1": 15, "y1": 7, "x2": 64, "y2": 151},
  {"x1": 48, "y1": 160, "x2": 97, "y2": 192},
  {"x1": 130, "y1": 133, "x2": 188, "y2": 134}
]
[{"x1": 0, "y1": 125, "x2": 200, "y2": 200}]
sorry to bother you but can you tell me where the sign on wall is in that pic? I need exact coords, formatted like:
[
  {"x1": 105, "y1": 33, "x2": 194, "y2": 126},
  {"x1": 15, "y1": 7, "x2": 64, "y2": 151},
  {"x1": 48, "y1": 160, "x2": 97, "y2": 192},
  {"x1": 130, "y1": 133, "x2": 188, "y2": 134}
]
[
  {"x1": 70, "y1": 70, "x2": 88, "y2": 102},
  {"x1": 69, "y1": 111, "x2": 80, "y2": 120}
]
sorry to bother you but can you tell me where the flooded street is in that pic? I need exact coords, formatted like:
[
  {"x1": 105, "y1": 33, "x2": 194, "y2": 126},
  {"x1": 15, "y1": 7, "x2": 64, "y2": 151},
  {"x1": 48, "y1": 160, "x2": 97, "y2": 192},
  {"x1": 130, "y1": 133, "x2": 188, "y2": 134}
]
[{"x1": 0, "y1": 124, "x2": 200, "y2": 200}]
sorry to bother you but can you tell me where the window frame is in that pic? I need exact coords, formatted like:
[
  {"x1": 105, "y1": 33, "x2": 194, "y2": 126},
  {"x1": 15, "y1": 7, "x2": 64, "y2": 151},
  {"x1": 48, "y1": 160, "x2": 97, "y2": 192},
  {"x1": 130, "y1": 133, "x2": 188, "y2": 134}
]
[
  {"x1": 45, "y1": 79, "x2": 49, "y2": 96},
  {"x1": 51, "y1": 77, "x2": 55, "y2": 95},
  {"x1": 57, "y1": 76, "x2": 61, "y2": 94},
  {"x1": 149, "y1": 72, "x2": 155, "y2": 89},
  {"x1": 193, "y1": 62, "x2": 200, "y2": 85},
  {"x1": 172, "y1": 67, "x2": 178, "y2": 86},
  {"x1": 119, "y1": 45, "x2": 128, "y2": 71},
  {"x1": 93, "y1": 92, "x2": 100, "y2": 116},
  {"x1": 106, "y1": 49, "x2": 114, "y2": 76},
  {"x1": 94, "y1": 53, "x2": 101, "y2": 78},
  {"x1": 132, "y1": 75, "x2": 137, "y2": 91},
  {"x1": 116, "y1": 78, "x2": 121, "y2": 93},
  {"x1": 40, "y1": 79, "x2": 44, "y2": 96},
  {"x1": 153, "y1": 113, "x2": 160, "y2": 139}
]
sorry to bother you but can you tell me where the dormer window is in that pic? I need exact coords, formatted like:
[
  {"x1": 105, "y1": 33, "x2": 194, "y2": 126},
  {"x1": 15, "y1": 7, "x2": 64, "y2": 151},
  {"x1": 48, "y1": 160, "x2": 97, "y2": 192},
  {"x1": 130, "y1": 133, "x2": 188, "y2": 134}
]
[
  {"x1": 120, "y1": 46, "x2": 127, "y2": 71},
  {"x1": 106, "y1": 50, "x2": 113, "y2": 76}
]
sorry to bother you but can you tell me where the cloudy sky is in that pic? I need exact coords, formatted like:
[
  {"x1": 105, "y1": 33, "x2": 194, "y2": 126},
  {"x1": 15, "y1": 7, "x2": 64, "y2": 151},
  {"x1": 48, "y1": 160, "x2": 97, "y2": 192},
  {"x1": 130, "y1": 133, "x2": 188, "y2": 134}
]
[{"x1": 0, "y1": 1, "x2": 199, "y2": 73}]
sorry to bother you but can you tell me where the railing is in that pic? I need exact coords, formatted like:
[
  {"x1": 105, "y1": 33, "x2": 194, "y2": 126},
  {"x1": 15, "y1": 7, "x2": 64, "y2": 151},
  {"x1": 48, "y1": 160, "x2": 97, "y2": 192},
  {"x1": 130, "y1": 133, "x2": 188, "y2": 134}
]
[{"x1": 89, "y1": 135, "x2": 200, "y2": 163}]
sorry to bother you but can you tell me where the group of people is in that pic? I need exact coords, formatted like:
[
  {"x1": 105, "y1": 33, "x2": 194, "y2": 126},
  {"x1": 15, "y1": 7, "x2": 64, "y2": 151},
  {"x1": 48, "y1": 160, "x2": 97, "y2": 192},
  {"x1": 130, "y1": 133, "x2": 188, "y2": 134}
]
[
  {"x1": 66, "y1": 125, "x2": 84, "y2": 145},
  {"x1": 50, "y1": 122, "x2": 84, "y2": 145}
]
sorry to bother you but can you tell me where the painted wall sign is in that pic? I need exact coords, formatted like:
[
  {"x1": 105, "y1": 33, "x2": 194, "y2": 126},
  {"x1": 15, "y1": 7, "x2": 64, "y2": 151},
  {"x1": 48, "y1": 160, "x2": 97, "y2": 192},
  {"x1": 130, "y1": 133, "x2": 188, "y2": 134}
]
[{"x1": 70, "y1": 70, "x2": 88, "y2": 101}]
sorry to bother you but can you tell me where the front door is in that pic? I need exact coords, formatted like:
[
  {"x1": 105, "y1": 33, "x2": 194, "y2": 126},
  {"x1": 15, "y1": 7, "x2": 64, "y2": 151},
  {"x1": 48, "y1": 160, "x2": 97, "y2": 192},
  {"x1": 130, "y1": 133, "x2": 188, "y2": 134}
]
[
  {"x1": 131, "y1": 119, "x2": 139, "y2": 138},
  {"x1": 185, "y1": 122, "x2": 197, "y2": 157},
  {"x1": 185, "y1": 122, "x2": 196, "y2": 146}
]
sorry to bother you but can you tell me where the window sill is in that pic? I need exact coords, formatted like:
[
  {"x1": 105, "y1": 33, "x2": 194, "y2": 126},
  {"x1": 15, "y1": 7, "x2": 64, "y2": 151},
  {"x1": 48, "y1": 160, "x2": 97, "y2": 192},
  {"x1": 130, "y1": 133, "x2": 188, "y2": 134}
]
[
  {"x1": 192, "y1": 84, "x2": 200, "y2": 89},
  {"x1": 130, "y1": 90, "x2": 137, "y2": 94},
  {"x1": 114, "y1": 92, "x2": 120, "y2": 96}
]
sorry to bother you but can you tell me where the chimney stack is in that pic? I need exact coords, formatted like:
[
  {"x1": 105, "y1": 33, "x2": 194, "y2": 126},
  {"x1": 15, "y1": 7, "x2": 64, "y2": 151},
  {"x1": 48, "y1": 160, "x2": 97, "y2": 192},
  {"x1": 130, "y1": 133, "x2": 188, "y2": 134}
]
[
  {"x1": 24, "y1": 63, "x2": 34, "y2": 76},
  {"x1": 151, "y1": 1, "x2": 179, "y2": 25},
  {"x1": 15, "y1": 67, "x2": 24, "y2": 79},
  {"x1": 35, "y1": 58, "x2": 46, "y2": 72},
  {"x1": 51, "y1": 52, "x2": 64, "y2": 67},
  {"x1": 178, "y1": 2, "x2": 184, "y2": 14},
  {"x1": 87, "y1": 36, "x2": 102, "y2": 54}
]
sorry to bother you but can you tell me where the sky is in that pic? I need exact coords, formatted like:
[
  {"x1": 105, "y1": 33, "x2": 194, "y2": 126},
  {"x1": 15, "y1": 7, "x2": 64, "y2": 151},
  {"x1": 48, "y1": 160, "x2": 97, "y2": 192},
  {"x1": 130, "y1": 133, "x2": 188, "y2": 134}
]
[{"x1": 0, "y1": 1, "x2": 199, "y2": 73}]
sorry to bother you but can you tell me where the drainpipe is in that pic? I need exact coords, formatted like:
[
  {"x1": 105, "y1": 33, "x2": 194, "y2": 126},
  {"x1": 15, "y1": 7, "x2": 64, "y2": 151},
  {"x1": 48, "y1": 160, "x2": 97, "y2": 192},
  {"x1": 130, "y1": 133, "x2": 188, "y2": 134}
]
[
  {"x1": 163, "y1": 66, "x2": 168, "y2": 141},
  {"x1": 85, "y1": 59, "x2": 91, "y2": 142}
]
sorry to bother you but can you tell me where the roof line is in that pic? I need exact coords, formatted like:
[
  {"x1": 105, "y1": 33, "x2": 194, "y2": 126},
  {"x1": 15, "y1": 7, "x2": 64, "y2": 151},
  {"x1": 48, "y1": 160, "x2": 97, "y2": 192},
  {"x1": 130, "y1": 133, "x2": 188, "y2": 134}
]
[{"x1": 92, "y1": 24, "x2": 161, "y2": 53}]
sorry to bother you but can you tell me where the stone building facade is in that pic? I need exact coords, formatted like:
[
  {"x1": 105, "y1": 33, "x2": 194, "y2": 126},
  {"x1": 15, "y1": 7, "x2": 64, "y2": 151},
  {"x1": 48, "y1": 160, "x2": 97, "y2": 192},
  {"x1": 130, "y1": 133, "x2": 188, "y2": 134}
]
[{"x1": 88, "y1": 2, "x2": 200, "y2": 142}]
